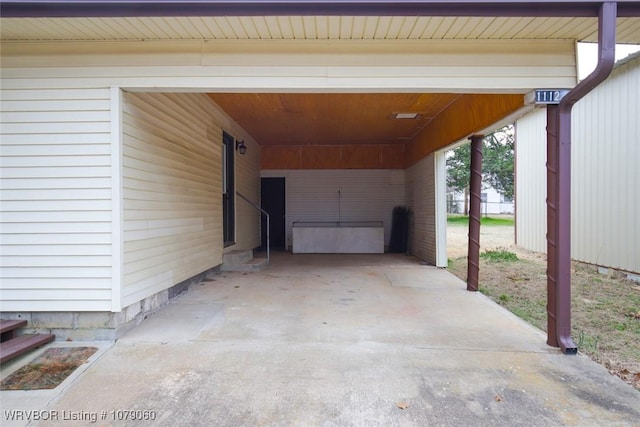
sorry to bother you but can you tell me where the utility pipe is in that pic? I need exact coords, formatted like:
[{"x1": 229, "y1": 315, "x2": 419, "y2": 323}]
[
  {"x1": 547, "y1": 1, "x2": 617, "y2": 354},
  {"x1": 467, "y1": 135, "x2": 484, "y2": 292}
]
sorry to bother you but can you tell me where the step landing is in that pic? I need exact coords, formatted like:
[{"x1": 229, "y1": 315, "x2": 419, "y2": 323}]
[{"x1": 222, "y1": 250, "x2": 268, "y2": 272}]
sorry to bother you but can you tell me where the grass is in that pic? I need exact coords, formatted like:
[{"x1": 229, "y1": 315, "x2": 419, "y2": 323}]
[
  {"x1": 447, "y1": 215, "x2": 514, "y2": 226},
  {"x1": 480, "y1": 249, "x2": 519, "y2": 262},
  {"x1": 448, "y1": 248, "x2": 640, "y2": 390},
  {"x1": 577, "y1": 330, "x2": 600, "y2": 354}
]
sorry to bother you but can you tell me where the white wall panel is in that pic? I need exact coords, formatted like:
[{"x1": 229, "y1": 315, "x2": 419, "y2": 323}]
[
  {"x1": 406, "y1": 154, "x2": 437, "y2": 264},
  {"x1": 261, "y1": 169, "x2": 405, "y2": 250},
  {"x1": 515, "y1": 108, "x2": 548, "y2": 253},
  {"x1": 571, "y1": 54, "x2": 639, "y2": 273},
  {"x1": 434, "y1": 151, "x2": 448, "y2": 268},
  {"x1": 516, "y1": 54, "x2": 640, "y2": 273}
]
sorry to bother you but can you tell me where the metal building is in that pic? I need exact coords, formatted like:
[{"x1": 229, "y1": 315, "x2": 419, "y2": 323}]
[{"x1": 516, "y1": 51, "x2": 640, "y2": 275}]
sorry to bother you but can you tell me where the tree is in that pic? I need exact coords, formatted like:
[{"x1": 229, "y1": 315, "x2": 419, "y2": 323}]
[
  {"x1": 446, "y1": 143, "x2": 471, "y2": 213},
  {"x1": 483, "y1": 126, "x2": 515, "y2": 201},
  {"x1": 446, "y1": 125, "x2": 515, "y2": 214}
]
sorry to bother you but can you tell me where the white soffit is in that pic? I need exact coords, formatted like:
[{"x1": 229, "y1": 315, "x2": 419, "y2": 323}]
[{"x1": 1, "y1": 16, "x2": 640, "y2": 43}]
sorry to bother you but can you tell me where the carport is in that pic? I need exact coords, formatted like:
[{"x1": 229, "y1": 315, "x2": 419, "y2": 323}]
[
  {"x1": 210, "y1": 91, "x2": 523, "y2": 262},
  {"x1": 2, "y1": 0, "x2": 640, "y2": 352},
  {"x1": 5, "y1": 253, "x2": 639, "y2": 425}
]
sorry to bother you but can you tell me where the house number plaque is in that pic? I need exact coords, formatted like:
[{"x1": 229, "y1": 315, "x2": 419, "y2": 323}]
[{"x1": 531, "y1": 89, "x2": 570, "y2": 105}]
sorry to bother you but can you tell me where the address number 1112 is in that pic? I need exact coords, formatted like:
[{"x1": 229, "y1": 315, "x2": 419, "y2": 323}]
[{"x1": 534, "y1": 89, "x2": 570, "y2": 105}]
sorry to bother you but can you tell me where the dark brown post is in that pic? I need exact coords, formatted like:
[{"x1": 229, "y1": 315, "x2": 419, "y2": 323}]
[
  {"x1": 546, "y1": 2, "x2": 616, "y2": 354},
  {"x1": 546, "y1": 105, "x2": 559, "y2": 348},
  {"x1": 547, "y1": 100, "x2": 579, "y2": 354},
  {"x1": 555, "y1": 97, "x2": 578, "y2": 353},
  {"x1": 467, "y1": 135, "x2": 483, "y2": 292}
]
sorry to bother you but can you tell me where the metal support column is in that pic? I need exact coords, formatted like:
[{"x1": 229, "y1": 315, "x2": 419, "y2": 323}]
[
  {"x1": 467, "y1": 135, "x2": 484, "y2": 292},
  {"x1": 546, "y1": 1, "x2": 617, "y2": 354},
  {"x1": 545, "y1": 105, "x2": 560, "y2": 348}
]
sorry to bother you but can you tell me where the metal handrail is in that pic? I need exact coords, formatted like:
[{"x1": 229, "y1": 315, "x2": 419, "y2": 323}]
[{"x1": 236, "y1": 192, "x2": 269, "y2": 265}]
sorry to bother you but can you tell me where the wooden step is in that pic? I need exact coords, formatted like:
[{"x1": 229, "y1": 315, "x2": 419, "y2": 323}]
[
  {"x1": 0, "y1": 319, "x2": 28, "y2": 342},
  {"x1": 0, "y1": 334, "x2": 56, "y2": 364}
]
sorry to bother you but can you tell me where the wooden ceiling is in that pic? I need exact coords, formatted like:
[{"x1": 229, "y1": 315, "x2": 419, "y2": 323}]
[{"x1": 208, "y1": 93, "x2": 461, "y2": 146}]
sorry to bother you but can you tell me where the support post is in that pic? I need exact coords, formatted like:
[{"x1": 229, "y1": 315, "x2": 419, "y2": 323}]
[
  {"x1": 546, "y1": 105, "x2": 559, "y2": 348},
  {"x1": 546, "y1": 1, "x2": 617, "y2": 354},
  {"x1": 467, "y1": 135, "x2": 483, "y2": 292}
]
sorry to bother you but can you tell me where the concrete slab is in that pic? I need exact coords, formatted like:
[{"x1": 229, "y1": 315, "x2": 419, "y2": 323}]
[
  {"x1": 2, "y1": 253, "x2": 638, "y2": 426},
  {"x1": 384, "y1": 266, "x2": 466, "y2": 290},
  {"x1": 117, "y1": 300, "x2": 225, "y2": 344}
]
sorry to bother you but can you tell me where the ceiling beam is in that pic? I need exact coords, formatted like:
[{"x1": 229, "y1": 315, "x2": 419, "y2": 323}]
[{"x1": 2, "y1": 1, "x2": 640, "y2": 18}]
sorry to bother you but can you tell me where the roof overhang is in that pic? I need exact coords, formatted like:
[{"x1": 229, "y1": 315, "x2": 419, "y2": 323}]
[
  {"x1": 2, "y1": 0, "x2": 640, "y2": 18},
  {"x1": 1, "y1": 1, "x2": 636, "y2": 164}
]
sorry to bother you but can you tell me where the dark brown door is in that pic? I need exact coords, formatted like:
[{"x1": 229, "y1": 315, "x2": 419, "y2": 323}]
[{"x1": 261, "y1": 177, "x2": 286, "y2": 250}]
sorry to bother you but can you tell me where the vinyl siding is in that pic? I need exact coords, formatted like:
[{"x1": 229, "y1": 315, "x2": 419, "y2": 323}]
[
  {"x1": 406, "y1": 154, "x2": 437, "y2": 264},
  {"x1": 122, "y1": 92, "x2": 226, "y2": 307},
  {"x1": 516, "y1": 54, "x2": 640, "y2": 274},
  {"x1": 233, "y1": 133, "x2": 261, "y2": 252},
  {"x1": 261, "y1": 169, "x2": 405, "y2": 249},
  {"x1": 0, "y1": 87, "x2": 113, "y2": 311},
  {"x1": 1, "y1": 39, "x2": 577, "y2": 92}
]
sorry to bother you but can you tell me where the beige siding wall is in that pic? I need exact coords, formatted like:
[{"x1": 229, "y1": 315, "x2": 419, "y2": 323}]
[
  {"x1": 0, "y1": 86, "x2": 113, "y2": 311},
  {"x1": 233, "y1": 134, "x2": 261, "y2": 253},
  {"x1": 1, "y1": 39, "x2": 577, "y2": 91},
  {"x1": 122, "y1": 92, "x2": 259, "y2": 307},
  {"x1": 406, "y1": 154, "x2": 437, "y2": 264},
  {"x1": 516, "y1": 54, "x2": 640, "y2": 273}
]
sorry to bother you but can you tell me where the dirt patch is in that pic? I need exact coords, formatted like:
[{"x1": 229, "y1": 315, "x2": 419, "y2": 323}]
[
  {"x1": 446, "y1": 222, "x2": 516, "y2": 259},
  {"x1": 1, "y1": 347, "x2": 97, "y2": 390},
  {"x1": 447, "y1": 223, "x2": 640, "y2": 391}
]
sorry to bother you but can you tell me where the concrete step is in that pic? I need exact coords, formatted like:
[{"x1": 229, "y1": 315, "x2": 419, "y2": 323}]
[
  {"x1": 222, "y1": 250, "x2": 253, "y2": 269},
  {"x1": 231, "y1": 257, "x2": 268, "y2": 273},
  {"x1": 222, "y1": 250, "x2": 268, "y2": 272}
]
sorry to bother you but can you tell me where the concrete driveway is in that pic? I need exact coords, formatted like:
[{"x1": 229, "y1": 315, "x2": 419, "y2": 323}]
[{"x1": 3, "y1": 253, "x2": 639, "y2": 426}]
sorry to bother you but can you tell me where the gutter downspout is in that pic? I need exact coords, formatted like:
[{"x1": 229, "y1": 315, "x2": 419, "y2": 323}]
[{"x1": 547, "y1": 1, "x2": 617, "y2": 354}]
